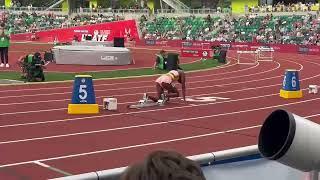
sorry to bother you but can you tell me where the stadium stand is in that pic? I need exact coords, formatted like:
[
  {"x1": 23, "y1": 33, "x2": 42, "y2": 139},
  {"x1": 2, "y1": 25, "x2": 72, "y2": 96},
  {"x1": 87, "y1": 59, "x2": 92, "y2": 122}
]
[
  {"x1": 248, "y1": 2, "x2": 320, "y2": 13},
  {"x1": 0, "y1": 11, "x2": 124, "y2": 34},
  {"x1": 139, "y1": 13, "x2": 320, "y2": 45},
  {"x1": 1, "y1": 1, "x2": 320, "y2": 46}
]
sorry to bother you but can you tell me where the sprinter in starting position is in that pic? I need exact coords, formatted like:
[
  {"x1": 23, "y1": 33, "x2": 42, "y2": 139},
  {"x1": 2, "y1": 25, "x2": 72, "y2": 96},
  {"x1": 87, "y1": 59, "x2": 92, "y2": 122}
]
[{"x1": 146, "y1": 70, "x2": 186, "y2": 103}]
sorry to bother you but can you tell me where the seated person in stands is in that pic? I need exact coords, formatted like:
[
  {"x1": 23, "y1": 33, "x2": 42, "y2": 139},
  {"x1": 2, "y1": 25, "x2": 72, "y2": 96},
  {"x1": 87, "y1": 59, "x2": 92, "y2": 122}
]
[
  {"x1": 121, "y1": 150, "x2": 206, "y2": 180},
  {"x1": 153, "y1": 50, "x2": 167, "y2": 70},
  {"x1": 18, "y1": 52, "x2": 46, "y2": 82}
]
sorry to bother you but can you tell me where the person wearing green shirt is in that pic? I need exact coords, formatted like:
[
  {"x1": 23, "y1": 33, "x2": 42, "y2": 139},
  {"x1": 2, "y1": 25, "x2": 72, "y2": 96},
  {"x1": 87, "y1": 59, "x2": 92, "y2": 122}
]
[
  {"x1": 19, "y1": 53, "x2": 46, "y2": 82},
  {"x1": 153, "y1": 50, "x2": 166, "y2": 70},
  {"x1": 0, "y1": 25, "x2": 10, "y2": 68}
]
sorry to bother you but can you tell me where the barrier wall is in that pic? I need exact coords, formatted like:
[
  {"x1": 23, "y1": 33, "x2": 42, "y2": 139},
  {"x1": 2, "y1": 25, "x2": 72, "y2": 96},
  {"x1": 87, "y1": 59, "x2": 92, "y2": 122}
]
[
  {"x1": 11, "y1": 20, "x2": 140, "y2": 43},
  {"x1": 137, "y1": 39, "x2": 320, "y2": 56},
  {"x1": 50, "y1": 145, "x2": 311, "y2": 180}
]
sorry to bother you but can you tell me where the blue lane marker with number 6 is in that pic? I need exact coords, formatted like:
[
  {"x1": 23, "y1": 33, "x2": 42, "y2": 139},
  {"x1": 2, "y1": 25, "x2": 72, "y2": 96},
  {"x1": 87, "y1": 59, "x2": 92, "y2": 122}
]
[
  {"x1": 282, "y1": 69, "x2": 300, "y2": 91},
  {"x1": 280, "y1": 69, "x2": 302, "y2": 99}
]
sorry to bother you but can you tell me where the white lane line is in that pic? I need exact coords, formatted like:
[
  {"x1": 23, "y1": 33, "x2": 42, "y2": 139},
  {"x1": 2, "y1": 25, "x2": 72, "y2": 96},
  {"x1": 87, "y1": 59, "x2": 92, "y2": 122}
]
[
  {"x1": 1, "y1": 79, "x2": 24, "y2": 83},
  {"x1": 1, "y1": 91, "x2": 320, "y2": 145},
  {"x1": 0, "y1": 76, "x2": 284, "y2": 115},
  {"x1": 0, "y1": 61, "x2": 284, "y2": 106},
  {"x1": 0, "y1": 58, "x2": 265, "y2": 96},
  {"x1": 0, "y1": 58, "x2": 319, "y2": 127},
  {"x1": 0, "y1": 71, "x2": 303, "y2": 115},
  {"x1": 304, "y1": 114, "x2": 320, "y2": 118},
  {"x1": 1, "y1": 64, "x2": 319, "y2": 125},
  {"x1": 0, "y1": 63, "x2": 280, "y2": 107},
  {"x1": 0, "y1": 73, "x2": 283, "y2": 100},
  {"x1": 0, "y1": 58, "x2": 234, "y2": 88},
  {"x1": 0, "y1": 92, "x2": 280, "y2": 127},
  {"x1": 0, "y1": 61, "x2": 267, "y2": 99},
  {"x1": 0, "y1": 57, "x2": 298, "y2": 100},
  {"x1": 0, "y1": 58, "x2": 311, "y2": 120},
  {"x1": 0, "y1": 59, "x2": 317, "y2": 168},
  {"x1": 0, "y1": 125, "x2": 262, "y2": 168},
  {"x1": 0, "y1": 108, "x2": 67, "y2": 116},
  {"x1": 2, "y1": 105, "x2": 320, "y2": 170},
  {"x1": 34, "y1": 161, "x2": 50, "y2": 168},
  {"x1": 0, "y1": 57, "x2": 235, "y2": 92},
  {"x1": 0, "y1": 69, "x2": 318, "y2": 127},
  {"x1": 1, "y1": 111, "x2": 320, "y2": 168},
  {"x1": 33, "y1": 161, "x2": 72, "y2": 176}
]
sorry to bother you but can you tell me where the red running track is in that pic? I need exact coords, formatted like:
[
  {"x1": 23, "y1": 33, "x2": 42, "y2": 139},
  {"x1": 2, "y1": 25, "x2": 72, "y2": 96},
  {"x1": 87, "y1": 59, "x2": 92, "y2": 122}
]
[{"x1": 0, "y1": 52, "x2": 320, "y2": 179}]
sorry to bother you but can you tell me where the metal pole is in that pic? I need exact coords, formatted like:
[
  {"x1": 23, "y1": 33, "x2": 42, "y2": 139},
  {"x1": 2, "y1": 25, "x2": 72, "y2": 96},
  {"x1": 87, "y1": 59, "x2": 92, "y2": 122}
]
[{"x1": 160, "y1": 0, "x2": 163, "y2": 13}]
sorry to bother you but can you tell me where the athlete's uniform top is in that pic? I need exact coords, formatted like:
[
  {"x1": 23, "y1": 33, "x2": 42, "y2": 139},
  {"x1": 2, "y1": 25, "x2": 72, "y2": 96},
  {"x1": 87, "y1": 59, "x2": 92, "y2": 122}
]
[{"x1": 155, "y1": 70, "x2": 179, "y2": 86}]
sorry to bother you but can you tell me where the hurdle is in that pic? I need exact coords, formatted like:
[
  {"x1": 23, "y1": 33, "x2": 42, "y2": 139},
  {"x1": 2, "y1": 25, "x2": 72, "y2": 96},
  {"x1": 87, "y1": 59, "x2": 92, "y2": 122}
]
[
  {"x1": 257, "y1": 46, "x2": 274, "y2": 62},
  {"x1": 237, "y1": 50, "x2": 258, "y2": 65}
]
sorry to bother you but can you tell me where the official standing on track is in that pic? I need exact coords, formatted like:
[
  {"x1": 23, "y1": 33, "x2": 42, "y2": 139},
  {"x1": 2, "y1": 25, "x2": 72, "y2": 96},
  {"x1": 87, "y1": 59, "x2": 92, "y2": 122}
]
[
  {"x1": 153, "y1": 50, "x2": 167, "y2": 70},
  {"x1": 0, "y1": 24, "x2": 10, "y2": 68}
]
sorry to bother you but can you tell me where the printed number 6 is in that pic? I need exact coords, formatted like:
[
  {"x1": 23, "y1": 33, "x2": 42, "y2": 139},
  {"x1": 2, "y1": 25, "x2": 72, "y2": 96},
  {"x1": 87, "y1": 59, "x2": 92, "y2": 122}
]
[
  {"x1": 292, "y1": 76, "x2": 296, "y2": 88},
  {"x1": 79, "y1": 85, "x2": 88, "y2": 100}
]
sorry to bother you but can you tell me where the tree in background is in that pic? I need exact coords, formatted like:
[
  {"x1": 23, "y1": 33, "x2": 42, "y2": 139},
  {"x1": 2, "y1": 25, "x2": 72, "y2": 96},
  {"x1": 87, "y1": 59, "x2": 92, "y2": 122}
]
[
  {"x1": 96, "y1": 0, "x2": 137, "y2": 9},
  {"x1": 119, "y1": 0, "x2": 133, "y2": 8},
  {"x1": 97, "y1": 0, "x2": 111, "y2": 8}
]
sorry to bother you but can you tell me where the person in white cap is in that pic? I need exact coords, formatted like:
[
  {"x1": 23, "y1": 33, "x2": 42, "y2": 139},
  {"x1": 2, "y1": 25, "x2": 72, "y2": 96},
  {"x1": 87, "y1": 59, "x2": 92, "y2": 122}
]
[{"x1": 147, "y1": 69, "x2": 186, "y2": 103}]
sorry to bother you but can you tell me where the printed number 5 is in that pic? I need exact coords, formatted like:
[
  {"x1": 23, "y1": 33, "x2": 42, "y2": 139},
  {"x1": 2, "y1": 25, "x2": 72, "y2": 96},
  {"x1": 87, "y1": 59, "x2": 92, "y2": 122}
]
[
  {"x1": 79, "y1": 85, "x2": 88, "y2": 100},
  {"x1": 292, "y1": 76, "x2": 296, "y2": 88}
]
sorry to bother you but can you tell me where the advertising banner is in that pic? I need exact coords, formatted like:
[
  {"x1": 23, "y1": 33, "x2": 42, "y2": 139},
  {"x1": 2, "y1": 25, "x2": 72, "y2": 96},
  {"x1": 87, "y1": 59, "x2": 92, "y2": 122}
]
[
  {"x1": 11, "y1": 20, "x2": 139, "y2": 43},
  {"x1": 139, "y1": 39, "x2": 320, "y2": 56},
  {"x1": 181, "y1": 48, "x2": 213, "y2": 58}
]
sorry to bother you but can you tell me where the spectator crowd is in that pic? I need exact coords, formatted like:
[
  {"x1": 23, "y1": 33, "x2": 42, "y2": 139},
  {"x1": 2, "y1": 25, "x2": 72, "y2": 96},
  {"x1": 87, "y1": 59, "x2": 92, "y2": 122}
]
[
  {"x1": 0, "y1": 2, "x2": 319, "y2": 46},
  {"x1": 139, "y1": 13, "x2": 320, "y2": 45},
  {"x1": 0, "y1": 11, "x2": 124, "y2": 34},
  {"x1": 247, "y1": 2, "x2": 320, "y2": 13}
]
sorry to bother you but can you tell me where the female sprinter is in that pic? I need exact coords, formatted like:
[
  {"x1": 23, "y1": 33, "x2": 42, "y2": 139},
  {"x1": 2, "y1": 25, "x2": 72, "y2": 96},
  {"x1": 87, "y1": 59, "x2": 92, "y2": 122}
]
[{"x1": 147, "y1": 70, "x2": 186, "y2": 102}]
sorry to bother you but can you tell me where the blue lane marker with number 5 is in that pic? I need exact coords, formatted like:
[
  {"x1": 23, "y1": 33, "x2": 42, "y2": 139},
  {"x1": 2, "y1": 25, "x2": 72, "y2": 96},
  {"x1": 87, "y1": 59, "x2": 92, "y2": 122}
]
[{"x1": 71, "y1": 75, "x2": 96, "y2": 104}]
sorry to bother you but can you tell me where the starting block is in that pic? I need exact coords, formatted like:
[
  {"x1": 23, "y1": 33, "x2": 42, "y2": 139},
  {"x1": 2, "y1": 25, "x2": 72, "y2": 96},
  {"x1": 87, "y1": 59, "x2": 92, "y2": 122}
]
[
  {"x1": 103, "y1": 98, "x2": 118, "y2": 110},
  {"x1": 309, "y1": 85, "x2": 318, "y2": 94},
  {"x1": 128, "y1": 93, "x2": 167, "y2": 109}
]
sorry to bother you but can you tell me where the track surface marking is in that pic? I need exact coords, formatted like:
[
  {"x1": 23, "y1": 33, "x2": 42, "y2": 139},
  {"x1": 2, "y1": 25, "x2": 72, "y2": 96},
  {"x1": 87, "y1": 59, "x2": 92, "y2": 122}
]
[{"x1": 0, "y1": 52, "x2": 319, "y2": 179}]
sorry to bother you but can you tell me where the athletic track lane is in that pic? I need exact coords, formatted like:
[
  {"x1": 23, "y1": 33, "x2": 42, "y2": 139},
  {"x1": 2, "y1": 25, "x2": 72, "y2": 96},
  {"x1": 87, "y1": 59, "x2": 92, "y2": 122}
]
[{"x1": 0, "y1": 52, "x2": 319, "y2": 179}]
